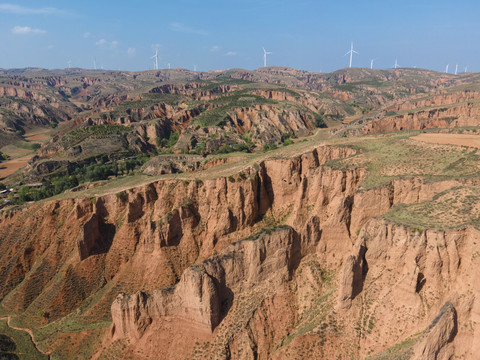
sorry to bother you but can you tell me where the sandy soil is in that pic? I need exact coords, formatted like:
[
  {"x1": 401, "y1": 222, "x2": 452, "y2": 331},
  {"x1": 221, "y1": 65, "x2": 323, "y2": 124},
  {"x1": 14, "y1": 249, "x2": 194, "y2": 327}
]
[
  {"x1": 412, "y1": 133, "x2": 480, "y2": 148},
  {"x1": 0, "y1": 128, "x2": 52, "y2": 179},
  {"x1": 0, "y1": 155, "x2": 32, "y2": 179}
]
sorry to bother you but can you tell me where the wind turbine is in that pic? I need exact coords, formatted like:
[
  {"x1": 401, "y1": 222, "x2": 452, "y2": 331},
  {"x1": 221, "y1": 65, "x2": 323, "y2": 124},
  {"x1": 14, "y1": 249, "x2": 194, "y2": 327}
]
[
  {"x1": 344, "y1": 42, "x2": 359, "y2": 68},
  {"x1": 263, "y1": 47, "x2": 272, "y2": 67},
  {"x1": 168, "y1": 63, "x2": 171, "y2": 70},
  {"x1": 455, "y1": 64, "x2": 458, "y2": 75},
  {"x1": 445, "y1": 64, "x2": 449, "y2": 73},
  {"x1": 93, "y1": 58, "x2": 97, "y2": 70},
  {"x1": 394, "y1": 59, "x2": 400, "y2": 69},
  {"x1": 465, "y1": 66, "x2": 468, "y2": 73},
  {"x1": 370, "y1": 58, "x2": 377, "y2": 69},
  {"x1": 151, "y1": 49, "x2": 159, "y2": 70},
  {"x1": 67, "y1": 60, "x2": 71, "y2": 69}
]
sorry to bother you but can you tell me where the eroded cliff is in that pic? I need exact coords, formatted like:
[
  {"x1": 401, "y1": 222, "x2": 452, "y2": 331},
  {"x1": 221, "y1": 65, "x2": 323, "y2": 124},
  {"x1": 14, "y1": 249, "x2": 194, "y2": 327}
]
[{"x1": 0, "y1": 143, "x2": 479, "y2": 359}]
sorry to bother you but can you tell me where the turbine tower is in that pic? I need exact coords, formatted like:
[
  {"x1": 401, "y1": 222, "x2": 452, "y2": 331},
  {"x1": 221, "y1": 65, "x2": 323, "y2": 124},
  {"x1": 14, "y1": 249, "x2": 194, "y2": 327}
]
[
  {"x1": 93, "y1": 58, "x2": 97, "y2": 70},
  {"x1": 455, "y1": 64, "x2": 458, "y2": 75},
  {"x1": 394, "y1": 59, "x2": 399, "y2": 69},
  {"x1": 465, "y1": 66, "x2": 468, "y2": 73},
  {"x1": 151, "y1": 49, "x2": 159, "y2": 70},
  {"x1": 67, "y1": 60, "x2": 71, "y2": 69},
  {"x1": 194, "y1": 65, "x2": 197, "y2": 72},
  {"x1": 370, "y1": 58, "x2": 377, "y2": 69},
  {"x1": 344, "y1": 42, "x2": 359, "y2": 68},
  {"x1": 168, "y1": 63, "x2": 171, "y2": 70},
  {"x1": 445, "y1": 64, "x2": 449, "y2": 73},
  {"x1": 263, "y1": 47, "x2": 272, "y2": 67}
]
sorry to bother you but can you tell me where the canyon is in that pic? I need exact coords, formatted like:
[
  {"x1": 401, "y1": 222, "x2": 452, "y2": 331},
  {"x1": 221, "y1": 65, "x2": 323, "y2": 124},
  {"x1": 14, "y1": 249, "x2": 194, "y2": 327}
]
[{"x1": 0, "y1": 67, "x2": 480, "y2": 359}]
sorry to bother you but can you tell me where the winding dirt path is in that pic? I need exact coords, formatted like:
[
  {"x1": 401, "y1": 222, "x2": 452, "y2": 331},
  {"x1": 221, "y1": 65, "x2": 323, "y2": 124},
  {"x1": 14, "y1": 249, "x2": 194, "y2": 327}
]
[{"x1": 0, "y1": 315, "x2": 50, "y2": 359}]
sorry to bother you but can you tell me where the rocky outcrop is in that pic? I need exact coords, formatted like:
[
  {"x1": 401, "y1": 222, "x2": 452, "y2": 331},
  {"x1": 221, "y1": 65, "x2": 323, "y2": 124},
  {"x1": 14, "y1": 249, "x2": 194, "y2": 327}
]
[
  {"x1": 393, "y1": 90, "x2": 479, "y2": 111},
  {"x1": 141, "y1": 155, "x2": 204, "y2": 175},
  {"x1": 413, "y1": 301, "x2": 457, "y2": 360},
  {"x1": 77, "y1": 214, "x2": 114, "y2": 261},
  {"x1": 363, "y1": 105, "x2": 480, "y2": 134},
  {"x1": 346, "y1": 219, "x2": 480, "y2": 359},
  {"x1": 0, "y1": 86, "x2": 47, "y2": 102},
  {"x1": 150, "y1": 82, "x2": 235, "y2": 101},
  {"x1": 338, "y1": 243, "x2": 367, "y2": 309},
  {"x1": 111, "y1": 227, "x2": 300, "y2": 339}
]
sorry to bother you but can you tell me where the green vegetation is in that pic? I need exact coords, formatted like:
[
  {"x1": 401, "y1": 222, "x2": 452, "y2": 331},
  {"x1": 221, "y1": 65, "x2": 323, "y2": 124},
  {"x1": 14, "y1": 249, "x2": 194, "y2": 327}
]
[
  {"x1": 262, "y1": 143, "x2": 278, "y2": 152},
  {"x1": 327, "y1": 132, "x2": 480, "y2": 189},
  {"x1": 15, "y1": 142, "x2": 41, "y2": 151},
  {"x1": 334, "y1": 84, "x2": 357, "y2": 92},
  {"x1": 9, "y1": 154, "x2": 149, "y2": 205},
  {"x1": 281, "y1": 133, "x2": 296, "y2": 146},
  {"x1": 194, "y1": 92, "x2": 277, "y2": 127},
  {"x1": 366, "y1": 335, "x2": 420, "y2": 360},
  {"x1": 194, "y1": 106, "x2": 231, "y2": 127},
  {"x1": 60, "y1": 124, "x2": 132, "y2": 149},
  {"x1": 384, "y1": 186, "x2": 480, "y2": 230},
  {"x1": 311, "y1": 111, "x2": 327, "y2": 128},
  {"x1": 215, "y1": 142, "x2": 252, "y2": 154},
  {"x1": 0, "y1": 319, "x2": 47, "y2": 360},
  {"x1": 157, "y1": 131, "x2": 179, "y2": 148}
]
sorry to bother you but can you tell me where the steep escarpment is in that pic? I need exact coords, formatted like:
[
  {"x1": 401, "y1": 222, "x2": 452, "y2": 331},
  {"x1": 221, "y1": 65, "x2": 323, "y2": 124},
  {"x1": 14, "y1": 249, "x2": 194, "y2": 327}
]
[
  {"x1": 0, "y1": 145, "x2": 360, "y2": 356},
  {"x1": 1, "y1": 141, "x2": 479, "y2": 359},
  {"x1": 107, "y1": 182, "x2": 480, "y2": 359},
  {"x1": 342, "y1": 219, "x2": 480, "y2": 360},
  {"x1": 361, "y1": 90, "x2": 480, "y2": 134}
]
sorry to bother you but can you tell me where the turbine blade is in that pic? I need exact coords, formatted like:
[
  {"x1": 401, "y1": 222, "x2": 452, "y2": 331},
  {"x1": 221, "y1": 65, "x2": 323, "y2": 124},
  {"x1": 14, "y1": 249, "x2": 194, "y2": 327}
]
[
  {"x1": 353, "y1": 50, "x2": 359, "y2": 54},
  {"x1": 344, "y1": 51, "x2": 351, "y2": 57}
]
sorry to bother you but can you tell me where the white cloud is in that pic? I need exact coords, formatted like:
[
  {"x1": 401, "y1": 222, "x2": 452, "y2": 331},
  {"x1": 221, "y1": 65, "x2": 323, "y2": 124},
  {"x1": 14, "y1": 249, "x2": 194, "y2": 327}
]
[
  {"x1": 127, "y1": 48, "x2": 136, "y2": 57},
  {"x1": 211, "y1": 45, "x2": 221, "y2": 52},
  {"x1": 169, "y1": 22, "x2": 209, "y2": 35},
  {"x1": 11, "y1": 26, "x2": 46, "y2": 35},
  {"x1": 225, "y1": 51, "x2": 237, "y2": 56},
  {"x1": 96, "y1": 39, "x2": 119, "y2": 50},
  {"x1": 0, "y1": 3, "x2": 69, "y2": 15},
  {"x1": 83, "y1": 32, "x2": 92, "y2": 38}
]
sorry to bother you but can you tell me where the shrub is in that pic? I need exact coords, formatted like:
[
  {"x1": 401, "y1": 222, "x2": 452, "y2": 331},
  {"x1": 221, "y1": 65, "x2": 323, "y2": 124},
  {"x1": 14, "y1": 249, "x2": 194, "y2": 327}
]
[
  {"x1": 314, "y1": 113, "x2": 327, "y2": 128},
  {"x1": 116, "y1": 191, "x2": 128, "y2": 201},
  {"x1": 263, "y1": 143, "x2": 278, "y2": 152}
]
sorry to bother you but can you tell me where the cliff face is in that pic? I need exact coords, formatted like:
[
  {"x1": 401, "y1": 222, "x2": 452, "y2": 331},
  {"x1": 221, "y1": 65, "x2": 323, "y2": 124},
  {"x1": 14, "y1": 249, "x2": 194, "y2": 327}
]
[
  {"x1": 1, "y1": 144, "x2": 479, "y2": 359},
  {"x1": 108, "y1": 193, "x2": 480, "y2": 360},
  {"x1": 362, "y1": 90, "x2": 480, "y2": 134}
]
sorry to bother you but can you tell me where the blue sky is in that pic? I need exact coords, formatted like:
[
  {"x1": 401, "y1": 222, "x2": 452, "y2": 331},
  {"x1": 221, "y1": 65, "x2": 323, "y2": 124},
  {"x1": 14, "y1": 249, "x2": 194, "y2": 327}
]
[{"x1": 0, "y1": 0, "x2": 479, "y2": 73}]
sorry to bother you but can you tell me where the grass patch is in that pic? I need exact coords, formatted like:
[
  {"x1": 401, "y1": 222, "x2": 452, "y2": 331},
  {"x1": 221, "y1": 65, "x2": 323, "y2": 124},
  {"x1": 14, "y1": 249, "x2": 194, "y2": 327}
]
[
  {"x1": 0, "y1": 319, "x2": 47, "y2": 360},
  {"x1": 60, "y1": 124, "x2": 132, "y2": 149},
  {"x1": 366, "y1": 334, "x2": 420, "y2": 360},
  {"x1": 326, "y1": 132, "x2": 480, "y2": 189},
  {"x1": 384, "y1": 186, "x2": 480, "y2": 230}
]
